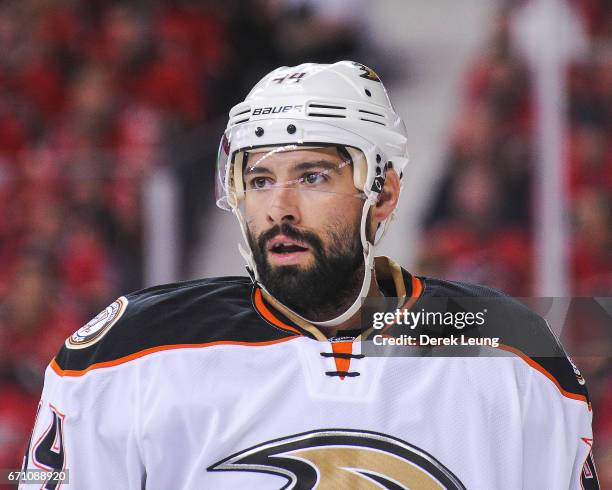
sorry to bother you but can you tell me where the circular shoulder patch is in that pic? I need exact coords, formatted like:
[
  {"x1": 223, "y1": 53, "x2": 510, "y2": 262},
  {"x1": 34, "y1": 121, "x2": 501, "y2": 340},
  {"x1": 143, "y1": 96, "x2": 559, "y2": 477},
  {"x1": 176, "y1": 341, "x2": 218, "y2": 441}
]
[{"x1": 66, "y1": 296, "x2": 128, "y2": 349}]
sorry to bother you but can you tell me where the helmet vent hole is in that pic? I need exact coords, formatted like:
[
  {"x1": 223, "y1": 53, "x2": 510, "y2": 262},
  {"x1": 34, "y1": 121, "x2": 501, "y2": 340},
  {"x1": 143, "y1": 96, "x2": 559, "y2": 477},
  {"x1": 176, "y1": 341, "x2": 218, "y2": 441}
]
[
  {"x1": 230, "y1": 107, "x2": 251, "y2": 125},
  {"x1": 358, "y1": 109, "x2": 384, "y2": 117},
  {"x1": 365, "y1": 88, "x2": 372, "y2": 97},
  {"x1": 287, "y1": 124, "x2": 296, "y2": 134},
  {"x1": 309, "y1": 103, "x2": 346, "y2": 110},
  {"x1": 255, "y1": 127, "x2": 264, "y2": 137},
  {"x1": 306, "y1": 102, "x2": 347, "y2": 119},
  {"x1": 360, "y1": 118, "x2": 386, "y2": 126},
  {"x1": 309, "y1": 113, "x2": 346, "y2": 119}
]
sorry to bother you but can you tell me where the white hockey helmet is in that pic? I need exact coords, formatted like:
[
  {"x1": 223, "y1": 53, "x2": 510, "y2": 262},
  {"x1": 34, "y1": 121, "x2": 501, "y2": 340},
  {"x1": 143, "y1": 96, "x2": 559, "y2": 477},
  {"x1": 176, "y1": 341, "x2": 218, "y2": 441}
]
[{"x1": 216, "y1": 61, "x2": 409, "y2": 326}]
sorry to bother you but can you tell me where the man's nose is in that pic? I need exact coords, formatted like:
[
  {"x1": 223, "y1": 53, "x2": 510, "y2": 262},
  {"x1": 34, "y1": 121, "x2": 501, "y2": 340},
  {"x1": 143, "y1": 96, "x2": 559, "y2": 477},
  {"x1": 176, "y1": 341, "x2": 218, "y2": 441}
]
[{"x1": 266, "y1": 187, "x2": 301, "y2": 225}]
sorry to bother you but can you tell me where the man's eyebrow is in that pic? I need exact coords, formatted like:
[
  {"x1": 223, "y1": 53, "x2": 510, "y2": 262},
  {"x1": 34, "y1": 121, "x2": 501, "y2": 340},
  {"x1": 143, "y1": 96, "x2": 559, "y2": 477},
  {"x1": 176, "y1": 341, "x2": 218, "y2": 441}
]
[
  {"x1": 243, "y1": 165, "x2": 272, "y2": 176},
  {"x1": 293, "y1": 160, "x2": 344, "y2": 174},
  {"x1": 243, "y1": 160, "x2": 346, "y2": 176}
]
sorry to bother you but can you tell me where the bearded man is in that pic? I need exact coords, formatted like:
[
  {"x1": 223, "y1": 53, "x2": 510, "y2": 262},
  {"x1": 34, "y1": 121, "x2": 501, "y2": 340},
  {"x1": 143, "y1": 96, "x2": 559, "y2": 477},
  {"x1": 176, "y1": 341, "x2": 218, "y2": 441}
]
[{"x1": 20, "y1": 62, "x2": 598, "y2": 489}]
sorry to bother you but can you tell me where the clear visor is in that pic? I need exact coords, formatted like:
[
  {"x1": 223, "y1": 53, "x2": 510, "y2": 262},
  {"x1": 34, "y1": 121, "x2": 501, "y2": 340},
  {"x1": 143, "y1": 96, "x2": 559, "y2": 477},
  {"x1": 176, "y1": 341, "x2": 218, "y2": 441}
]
[{"x1": 216, "y1": 135, "x2": 369, "y2": 210}]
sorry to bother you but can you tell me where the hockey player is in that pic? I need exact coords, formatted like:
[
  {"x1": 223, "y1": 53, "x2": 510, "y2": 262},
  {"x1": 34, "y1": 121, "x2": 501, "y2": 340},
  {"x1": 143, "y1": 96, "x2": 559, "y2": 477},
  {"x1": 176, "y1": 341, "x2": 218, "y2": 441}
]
[{"x1": 20, "y1": 62, "x2": 598, "y2": 489}]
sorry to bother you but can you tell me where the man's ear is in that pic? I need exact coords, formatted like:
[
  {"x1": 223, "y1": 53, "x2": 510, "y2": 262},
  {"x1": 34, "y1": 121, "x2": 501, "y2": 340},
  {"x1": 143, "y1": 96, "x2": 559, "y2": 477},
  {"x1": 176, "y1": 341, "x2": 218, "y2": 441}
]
[{"x1": 369, "y1": 168, "x2": 401, "y2": 238}]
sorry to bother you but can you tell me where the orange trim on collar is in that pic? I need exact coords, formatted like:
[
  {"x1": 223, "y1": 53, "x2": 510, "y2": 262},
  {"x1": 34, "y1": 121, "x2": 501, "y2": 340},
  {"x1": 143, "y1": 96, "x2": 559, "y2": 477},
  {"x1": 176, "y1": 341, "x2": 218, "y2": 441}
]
[
  {"x1": 253, "y1": 288, "x2": 304, "y2": 336},
  {"x1": 252, "y1": 272, "x2": 424, "y2": 340},
  {"x1": 411, "y1": 275, "x2": 423, "y2": 299}
]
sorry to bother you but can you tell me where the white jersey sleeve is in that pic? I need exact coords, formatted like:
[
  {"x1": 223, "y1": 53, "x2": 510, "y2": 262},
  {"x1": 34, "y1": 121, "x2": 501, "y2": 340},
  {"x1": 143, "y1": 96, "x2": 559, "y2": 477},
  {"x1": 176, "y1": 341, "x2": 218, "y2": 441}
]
[
  {"x1": 521, "y1": 362, "x2": 599, "y2": 489},
  {"x1": 19, "y1": 295, "x2": 145, "y2": 489},
  {"x1": 19, "y1": 363, "x2": 145, "y2": 490}
]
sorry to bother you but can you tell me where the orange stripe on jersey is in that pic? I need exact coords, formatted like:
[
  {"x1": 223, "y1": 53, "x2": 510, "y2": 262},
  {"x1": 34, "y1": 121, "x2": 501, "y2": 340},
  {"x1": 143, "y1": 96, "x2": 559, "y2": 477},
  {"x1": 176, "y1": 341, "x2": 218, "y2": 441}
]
[
  {"x1": 253, "y1": 288, "x2": 304, "y2": 336},
  {"x1": 50, "y1": 337, "x2": 298, "y2": 377},
  {"x1": 497, "y1": 344, "x2": 591, "y2": 410},
  {"x1": 411, "y1": 275, "x2": 423, "y2": 298},
  {"x1": 398, "y1": 275, "x2": 423, "y2": 313},
  {"x1": 331, "y1": 341, "x2": 353, "y2": 380}
]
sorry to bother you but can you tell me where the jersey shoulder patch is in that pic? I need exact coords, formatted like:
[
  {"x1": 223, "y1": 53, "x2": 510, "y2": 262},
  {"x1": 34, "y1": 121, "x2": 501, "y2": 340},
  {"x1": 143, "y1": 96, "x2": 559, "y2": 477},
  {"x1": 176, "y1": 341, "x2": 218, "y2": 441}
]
[
  {"x1": 66, "y1": 296, "x2": 128, "y2": 349},
  {"x1": 53, "y1": 276, "x2": 297, "y2": 376}
]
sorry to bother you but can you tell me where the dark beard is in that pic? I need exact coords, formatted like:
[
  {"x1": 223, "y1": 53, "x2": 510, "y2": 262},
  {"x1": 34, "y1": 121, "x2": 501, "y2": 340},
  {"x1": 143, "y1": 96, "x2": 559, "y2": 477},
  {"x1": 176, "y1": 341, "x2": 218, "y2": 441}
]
[{"x1": 248, "y1": 220, "x2": 364, "y2": 322}]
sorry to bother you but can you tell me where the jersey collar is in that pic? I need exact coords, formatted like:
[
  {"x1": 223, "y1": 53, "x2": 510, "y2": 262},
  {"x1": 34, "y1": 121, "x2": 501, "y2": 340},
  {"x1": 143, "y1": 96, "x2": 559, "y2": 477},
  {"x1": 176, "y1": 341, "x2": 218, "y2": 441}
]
[{"x1": 252, "y1": 256, "x2": 423, "y2": 340}]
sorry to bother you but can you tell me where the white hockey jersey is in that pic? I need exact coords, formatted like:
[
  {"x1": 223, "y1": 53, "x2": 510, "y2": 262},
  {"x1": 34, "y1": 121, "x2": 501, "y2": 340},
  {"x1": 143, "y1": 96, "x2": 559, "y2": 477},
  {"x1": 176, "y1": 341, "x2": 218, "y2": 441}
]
[{"x1": 20, "y1": 257, "x2": 598, "y2": 489}]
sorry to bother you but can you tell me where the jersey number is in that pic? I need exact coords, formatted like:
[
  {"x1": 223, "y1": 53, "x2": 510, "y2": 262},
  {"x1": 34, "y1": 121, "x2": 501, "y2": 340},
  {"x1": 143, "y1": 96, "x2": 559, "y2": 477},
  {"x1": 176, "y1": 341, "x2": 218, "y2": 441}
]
[{"x1": 29, "y1": 404, "x2": 66, "y2": 490}]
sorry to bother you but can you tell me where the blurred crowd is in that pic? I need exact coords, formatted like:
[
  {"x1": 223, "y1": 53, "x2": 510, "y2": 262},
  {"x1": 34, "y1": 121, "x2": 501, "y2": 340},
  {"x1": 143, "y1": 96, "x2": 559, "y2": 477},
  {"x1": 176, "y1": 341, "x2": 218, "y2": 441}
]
[
  {"x1": 0, "y1": 0, "x2": 373, "y2": 470},
  {"x1": 418, "y1": 0, "x2": 611, "y2": 480},
  {"x1": 0, "y1": 0, "x2": 609, "y2": 482},
  {"x1": 420, "y1": 1, "x2": 611, "y2": 297}
]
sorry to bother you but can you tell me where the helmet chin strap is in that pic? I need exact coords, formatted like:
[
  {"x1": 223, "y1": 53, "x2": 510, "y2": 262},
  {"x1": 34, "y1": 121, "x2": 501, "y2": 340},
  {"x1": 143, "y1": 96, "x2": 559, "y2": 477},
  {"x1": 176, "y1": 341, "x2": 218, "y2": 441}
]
[
  {"x1": 308, "y1": 196, "x2": 376, "y2": 327},
  {"x1": 233, "y1": 195, "x2": 378, "y2": 328},
  {"x1": 233, "y1": 206, "x2": 260, "y2": 282}
]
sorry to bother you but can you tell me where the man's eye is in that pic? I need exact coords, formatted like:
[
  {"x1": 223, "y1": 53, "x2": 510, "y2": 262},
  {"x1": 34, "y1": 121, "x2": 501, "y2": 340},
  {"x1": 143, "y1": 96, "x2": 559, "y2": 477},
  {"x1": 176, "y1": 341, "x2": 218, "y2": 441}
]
[
  {"x1": 301, "y1": 172, "x2": 328, "y2": 185},
  {"x1": 248, "y1": 177, "x2": 271, "y2": 189}
]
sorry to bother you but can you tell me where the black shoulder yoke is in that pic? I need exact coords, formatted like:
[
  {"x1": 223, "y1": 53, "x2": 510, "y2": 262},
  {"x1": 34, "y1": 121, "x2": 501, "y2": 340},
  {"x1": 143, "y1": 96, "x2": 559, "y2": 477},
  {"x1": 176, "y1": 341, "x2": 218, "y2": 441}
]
[{"x1": 54, "y1": 276, "x2": 299, "y2": 373}]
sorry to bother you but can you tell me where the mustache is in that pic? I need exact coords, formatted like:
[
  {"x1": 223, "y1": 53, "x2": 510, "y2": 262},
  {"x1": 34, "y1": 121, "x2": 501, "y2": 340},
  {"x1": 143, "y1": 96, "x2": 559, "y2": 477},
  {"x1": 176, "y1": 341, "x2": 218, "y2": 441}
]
[{"x1": 256, "y1": 223, "x2": 324, "y2": 257}]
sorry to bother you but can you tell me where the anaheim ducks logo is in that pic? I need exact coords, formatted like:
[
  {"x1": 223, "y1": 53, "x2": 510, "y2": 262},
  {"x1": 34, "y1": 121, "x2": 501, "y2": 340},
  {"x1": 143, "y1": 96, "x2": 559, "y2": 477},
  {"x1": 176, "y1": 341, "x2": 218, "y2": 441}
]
[
  {"x1": 353, "y1": 62, "x2": 381, "y2": 82},
  {"x1": 66, "y1": 296, "x2": 128, "y2": 349},
  {"x1": 208, "y1": 429, "x2": 465, "y2": 489}
]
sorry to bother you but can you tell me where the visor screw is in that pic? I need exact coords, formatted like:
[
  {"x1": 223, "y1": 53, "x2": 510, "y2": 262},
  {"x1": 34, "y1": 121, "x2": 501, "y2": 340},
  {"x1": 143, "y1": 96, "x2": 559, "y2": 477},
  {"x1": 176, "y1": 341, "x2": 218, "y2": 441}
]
[
  {"x1": 287, "y1": 124, "x2": 296, "y2": 134},
  {"x1": 376, "y1": 154, "x2": 381, "y2": 163},
  {"x1": 255, "y1": 127, "x2": 264, "y2": 137},
  {"x1": 365, "y1": 88, "x2": 372, "y2": 97}
]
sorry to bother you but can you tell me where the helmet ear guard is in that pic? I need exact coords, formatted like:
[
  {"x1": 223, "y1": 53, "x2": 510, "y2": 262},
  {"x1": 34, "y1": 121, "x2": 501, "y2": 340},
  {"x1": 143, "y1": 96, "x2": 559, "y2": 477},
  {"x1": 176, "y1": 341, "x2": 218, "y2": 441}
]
[
  {"x1": 345, "y1": 146, "x2": 368, "y2": 192},
  {"x1": 231, "y1": 151, "x2": 246, "y2": 204}
]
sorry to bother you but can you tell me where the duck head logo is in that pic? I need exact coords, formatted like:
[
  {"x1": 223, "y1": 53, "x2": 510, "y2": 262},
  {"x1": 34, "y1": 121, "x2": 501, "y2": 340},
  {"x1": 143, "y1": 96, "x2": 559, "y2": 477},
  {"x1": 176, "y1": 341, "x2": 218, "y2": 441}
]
[
  {"x1": 208, "y1": 429, "x2": 465, "y2": 489},
  {"x1": 353, "y1": 62, "x2": 382, "y2": 82}
]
